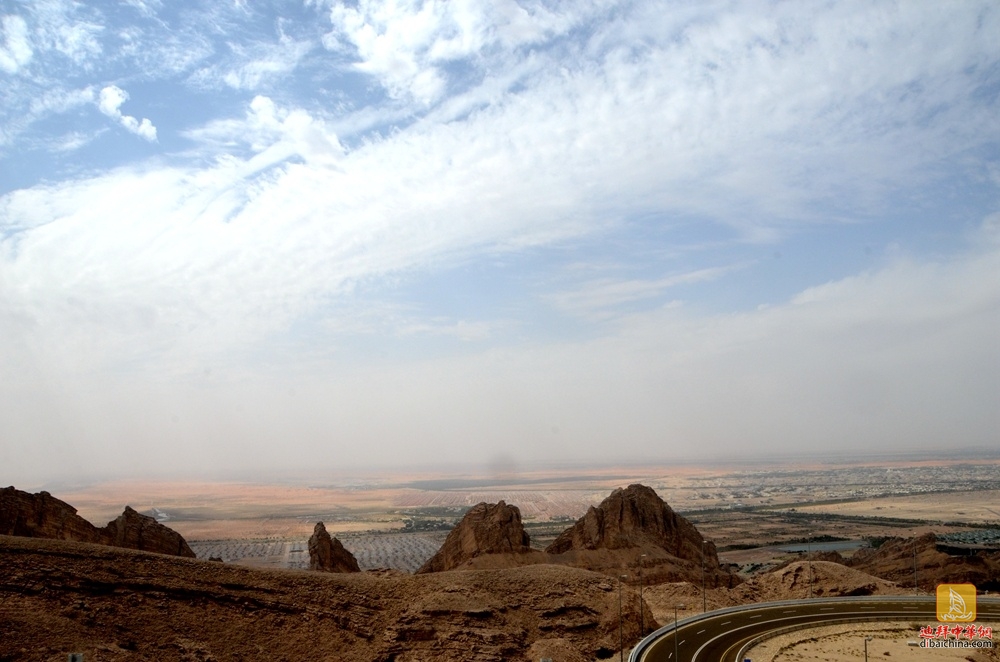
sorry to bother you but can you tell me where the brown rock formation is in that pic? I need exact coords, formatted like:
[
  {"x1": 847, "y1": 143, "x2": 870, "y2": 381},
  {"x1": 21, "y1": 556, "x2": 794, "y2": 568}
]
[
  {"x1": 417, "y1": 500, "x2": 533, "y2": 573},
  {"x1": 102, "y1": 506, "x2": 195, "y2": 558},
  {"x1": 546, "y1": 484, "x2": 741, "y2": 587},
  {"x1": 0, "y1": 487, "x2": 103, "y2": 543},
  {"x1": 1, "y1": 486, "x2": 194, "y2": 558},
  {"x1": 308, "y1": 521, "x2": 360, "y2": 572},
  {"x1": 849, "y1": 533, "x2": 1000, "y2": 591}
]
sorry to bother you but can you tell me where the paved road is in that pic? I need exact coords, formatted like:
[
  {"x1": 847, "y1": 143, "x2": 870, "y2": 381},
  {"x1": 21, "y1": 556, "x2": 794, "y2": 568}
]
[{"x1": 629, "y1": 596, "x2": 1000, "y2": 662}]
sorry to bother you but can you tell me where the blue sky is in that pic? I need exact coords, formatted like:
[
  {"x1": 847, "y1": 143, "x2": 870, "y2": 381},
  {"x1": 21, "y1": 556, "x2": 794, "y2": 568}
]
[{"x1": 2, "y1": 0, "x2": 999, "y2": 485}]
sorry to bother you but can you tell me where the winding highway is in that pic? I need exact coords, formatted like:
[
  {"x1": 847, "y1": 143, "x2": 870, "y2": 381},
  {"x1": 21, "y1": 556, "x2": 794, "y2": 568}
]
[{"x1": 629, "y1": 596, "x2": 1000, "y2": 662}]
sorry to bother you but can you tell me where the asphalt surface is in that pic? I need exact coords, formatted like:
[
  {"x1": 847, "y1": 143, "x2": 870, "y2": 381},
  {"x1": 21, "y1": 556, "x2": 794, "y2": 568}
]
[{"x1": 629, "y1": 596, "x2": 1000, "y2": 662}]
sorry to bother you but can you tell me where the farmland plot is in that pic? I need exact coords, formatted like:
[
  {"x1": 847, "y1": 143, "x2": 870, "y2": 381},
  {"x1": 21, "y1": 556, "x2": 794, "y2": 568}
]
[{"x1": 190, "y1": 531, "x2": 448, "y2": 573}]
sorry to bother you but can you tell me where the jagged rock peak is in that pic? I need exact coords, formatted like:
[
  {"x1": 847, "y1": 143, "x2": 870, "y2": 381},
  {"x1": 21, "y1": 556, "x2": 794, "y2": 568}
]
[
  {"x1": 103, "y1": 506, "x2": 196, "y2": 558},
  {"x1": 417, "y1": 500, "x2": 532, "y2": 574},
  {"x1": 308, "y1": 521, "x2": 361, "y2": 573},
  {"x1": 0, "y1": 486, "x2": 103, "y2": 543},
  {"x1": 545, "y1": 484, "x2": 711, "y2": 562},
  {"x1": 1, "y1": 487, "x2": 196, "y2": 558}
]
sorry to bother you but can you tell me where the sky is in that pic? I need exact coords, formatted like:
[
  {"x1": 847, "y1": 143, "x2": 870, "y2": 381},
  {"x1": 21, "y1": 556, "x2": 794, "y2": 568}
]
[{"x1": 1, "y1": 0, "x2": 999, "y2": 486}]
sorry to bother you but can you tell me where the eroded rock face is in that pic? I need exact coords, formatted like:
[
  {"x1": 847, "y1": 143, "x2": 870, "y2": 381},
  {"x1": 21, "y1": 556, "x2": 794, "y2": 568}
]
[
  {"x1": 1, "y1": 487, "x2": 195, "y2": 558},
  {"x1": 417, "y1": 501, "x2": 532, "y2": 573},
  {"x1": 849, "y1": 533, "x2": 1000, "y2": 591},
  {"x1": 103, "y1": 506, "x2": 195, "y2": 558},
  {"x1": 545, "y1": 484, "x2": 740, "y2": 587},
  {"x1": 0, "y1": 487, "x2": 103, "y2": 543},
  {"x1": 308, "y1": 521, "x2": 360, "y2": 572},
  {"x1": 547, "y1": 484, "x2": 704, "y2": 556}
]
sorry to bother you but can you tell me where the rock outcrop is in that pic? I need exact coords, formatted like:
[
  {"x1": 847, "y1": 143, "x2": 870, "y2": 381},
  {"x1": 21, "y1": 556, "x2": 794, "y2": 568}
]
[
  {"x1": 547, "y1": 484, "x2": 705, "y2": 555},
  {"x1": 1, "y1": 486, "x2": 195, "y2": 558},
  {"x1": 417, "y1": 501, "x2": 533, "y2": 573},
  {"x1": 103, "y1": 506, "x2": 195, "y2": 558},
  {"x1": 546, "y1": 484, "x2": 741, "y2": 587},
  {"x1": 308, "y1": 521, "x2": 360, "y2": 572},
  {"x1": 849, "y1": 533, "x2": 1000, "y2": 591},
  {"x1": 1, "y1": 487, "x2": 104, "y2": 543}
]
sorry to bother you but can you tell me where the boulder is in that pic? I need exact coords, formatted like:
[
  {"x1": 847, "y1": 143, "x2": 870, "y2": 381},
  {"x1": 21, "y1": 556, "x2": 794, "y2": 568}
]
[
  {"x1": 417, "y1": 501, "x2": 533, "y2": 573},
  {"x1": 308, "y1": 521, "x2": 360, "y2": 572}
]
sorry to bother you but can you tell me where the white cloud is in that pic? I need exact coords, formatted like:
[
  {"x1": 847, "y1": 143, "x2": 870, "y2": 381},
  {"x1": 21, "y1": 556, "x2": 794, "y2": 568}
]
[
  {"x1": 97, "y1": 85, "x2": 157, "y2": 141},
  {"x1": 1, "y1": 1, "x2": 999, "y2": 479},
  {"x1": 322, "y1": 0, "x2": 601, "y2": 104},
  {"x1": 0, "y1": 14, "x2": 33, "y2": 74},
  {"x1": 208, "y1": 35, "x2": 314, "y2": 90}
]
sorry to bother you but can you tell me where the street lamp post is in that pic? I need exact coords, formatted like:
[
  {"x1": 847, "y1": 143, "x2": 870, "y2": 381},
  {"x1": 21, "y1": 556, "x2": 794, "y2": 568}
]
[{"x1": 864, "y1": 636, "x2": 873, "y2": 662}]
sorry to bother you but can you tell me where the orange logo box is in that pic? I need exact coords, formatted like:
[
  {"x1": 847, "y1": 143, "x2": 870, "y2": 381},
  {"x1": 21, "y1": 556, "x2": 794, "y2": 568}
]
[{"x1": 937, "y1": 584, "x2": 976, "y2": 622}]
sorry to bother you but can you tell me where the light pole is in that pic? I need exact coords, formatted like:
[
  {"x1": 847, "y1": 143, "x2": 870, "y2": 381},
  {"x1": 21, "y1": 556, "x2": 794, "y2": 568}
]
[
  {"x1": 619, "y1": 575, "x2": 627, "y2": 662},
  {"x1": 864, "y1": 636, "x2": 873, "y2": 662},
  {"x1": 673, "y1": 604, "x2": 685, "y2": 662},
  {"x1": 913, "y1": 539, "x2": 919, "y2": 593},
  {"x1": 701, "y1": 540, "x2": 707, "y2": 613},
  {"x1": 807, "y1": 540, "x2": 813, "y2": 599},
  {"x1": 639, "y1": 553, "x2": 647, "y2": 638}
]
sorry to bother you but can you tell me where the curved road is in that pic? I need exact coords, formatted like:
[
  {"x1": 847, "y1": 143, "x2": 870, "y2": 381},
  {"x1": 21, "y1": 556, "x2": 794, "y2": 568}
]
[{"x1": 629, "y1": 596, "x2": 1000, "y2": 662}]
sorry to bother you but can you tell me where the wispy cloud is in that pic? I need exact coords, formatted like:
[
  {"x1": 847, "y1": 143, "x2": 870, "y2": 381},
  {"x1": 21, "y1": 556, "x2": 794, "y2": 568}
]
[
  {"x1": 1, "y1": 1, "x2": 999, "y2": 479},
  {"x1": 97, "y1": 85, "x2": 157, "y2": 141}
]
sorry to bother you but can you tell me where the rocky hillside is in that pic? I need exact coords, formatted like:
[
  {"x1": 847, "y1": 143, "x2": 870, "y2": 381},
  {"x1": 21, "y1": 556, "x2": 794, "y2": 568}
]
[
  {"x1": 1, "y1": 486, "x2": 194, "y2": 558},
  {"x1": 849, "y1": 532, "x2": 1000, "y2": 591},
  {"x1": 545, "y1": 484, "x2": 741, "y2": 588},
  {"x1": 0, "y1": 535, "x2": 651, "y2": 662},
  {"x1": 417, "y1": 500, "x2": 534, "y2": 573}
]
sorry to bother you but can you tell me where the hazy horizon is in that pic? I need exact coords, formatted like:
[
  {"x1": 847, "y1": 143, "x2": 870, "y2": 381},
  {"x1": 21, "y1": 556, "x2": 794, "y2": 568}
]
[{"x1": 2, "y1": 2, "x2": 999, "y2": 485}]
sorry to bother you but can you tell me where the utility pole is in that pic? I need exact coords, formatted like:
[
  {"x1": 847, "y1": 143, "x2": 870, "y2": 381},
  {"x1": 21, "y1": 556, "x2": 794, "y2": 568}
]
[
  {"x1": 913, "y1": 539, "x2": 919, "y2": 593},
  {"x1": 807, "y1": 540, "x2": 813, "y2": 599}
]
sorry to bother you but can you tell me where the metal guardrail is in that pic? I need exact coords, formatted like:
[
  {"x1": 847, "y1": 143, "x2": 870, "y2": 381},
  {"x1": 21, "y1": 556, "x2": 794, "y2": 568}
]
[
  {"x1": 626, "y1": 595, "x2": 934, "y2": 662},
  {"x1": 628, "y1": 596, "x2": 1000, "y2": 662}
]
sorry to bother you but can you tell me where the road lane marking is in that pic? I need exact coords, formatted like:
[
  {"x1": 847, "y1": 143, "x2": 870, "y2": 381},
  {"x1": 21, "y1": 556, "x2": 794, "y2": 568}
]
[
  {"x1": 749, "y1": 614, "x2": 762, "y2": 618},
  {"x1": 782, "y1": 609, "x2": 796, "y2": 613},
  {"x1": 697, "y1": 629, "x2": 705, "y2": 634},
  {"x1": 721, "y1": 621, "x2": 730, "y2": 625},
  {"x1": 820, "y1": 607, "x2": 834, "y2": 611}
]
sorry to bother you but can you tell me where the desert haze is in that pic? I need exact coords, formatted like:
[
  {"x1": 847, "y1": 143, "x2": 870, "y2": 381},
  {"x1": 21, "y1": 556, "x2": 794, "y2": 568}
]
[{"x1": 2, "y1": 458, "x2": 999, "y2": 661}]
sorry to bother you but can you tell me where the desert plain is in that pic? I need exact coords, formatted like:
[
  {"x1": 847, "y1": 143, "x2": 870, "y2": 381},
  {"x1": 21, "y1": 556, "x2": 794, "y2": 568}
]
[{"x1": 5, "y1": 455, "x2": 1000, "y2": 661}]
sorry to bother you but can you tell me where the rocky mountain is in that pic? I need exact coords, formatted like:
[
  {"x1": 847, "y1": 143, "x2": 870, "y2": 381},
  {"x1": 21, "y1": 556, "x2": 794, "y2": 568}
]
[
  {"x1": 730, "y1": 560, "x2": 901, "y2": 603},
  {"x1": 417, "y1": 500, "x2": 533, "y2": 573},
  {"x1": 1, "y1": 486, "x2": 194, "y2": 558},
  {"x1": 308, "y1": 521, "x2": 361, "y2": 572},
  {"x1": 1, "y1": 486, "x2": 104, "y2": 543},
  {"x1": 545, "y1": 484, "x2": 741, "y2": 587},
  {"x1": 849, "y1": 532, "x2": 1000, "y2": 591},
  {"x1": 103, "y1": 506, "x2": 195, "y2": 558}
]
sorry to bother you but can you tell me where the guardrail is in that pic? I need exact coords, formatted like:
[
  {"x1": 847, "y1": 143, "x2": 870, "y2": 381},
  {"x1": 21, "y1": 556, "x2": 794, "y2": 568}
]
[{"x1": 626, "y1": 595, "x2": 936, "y2": 662}]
